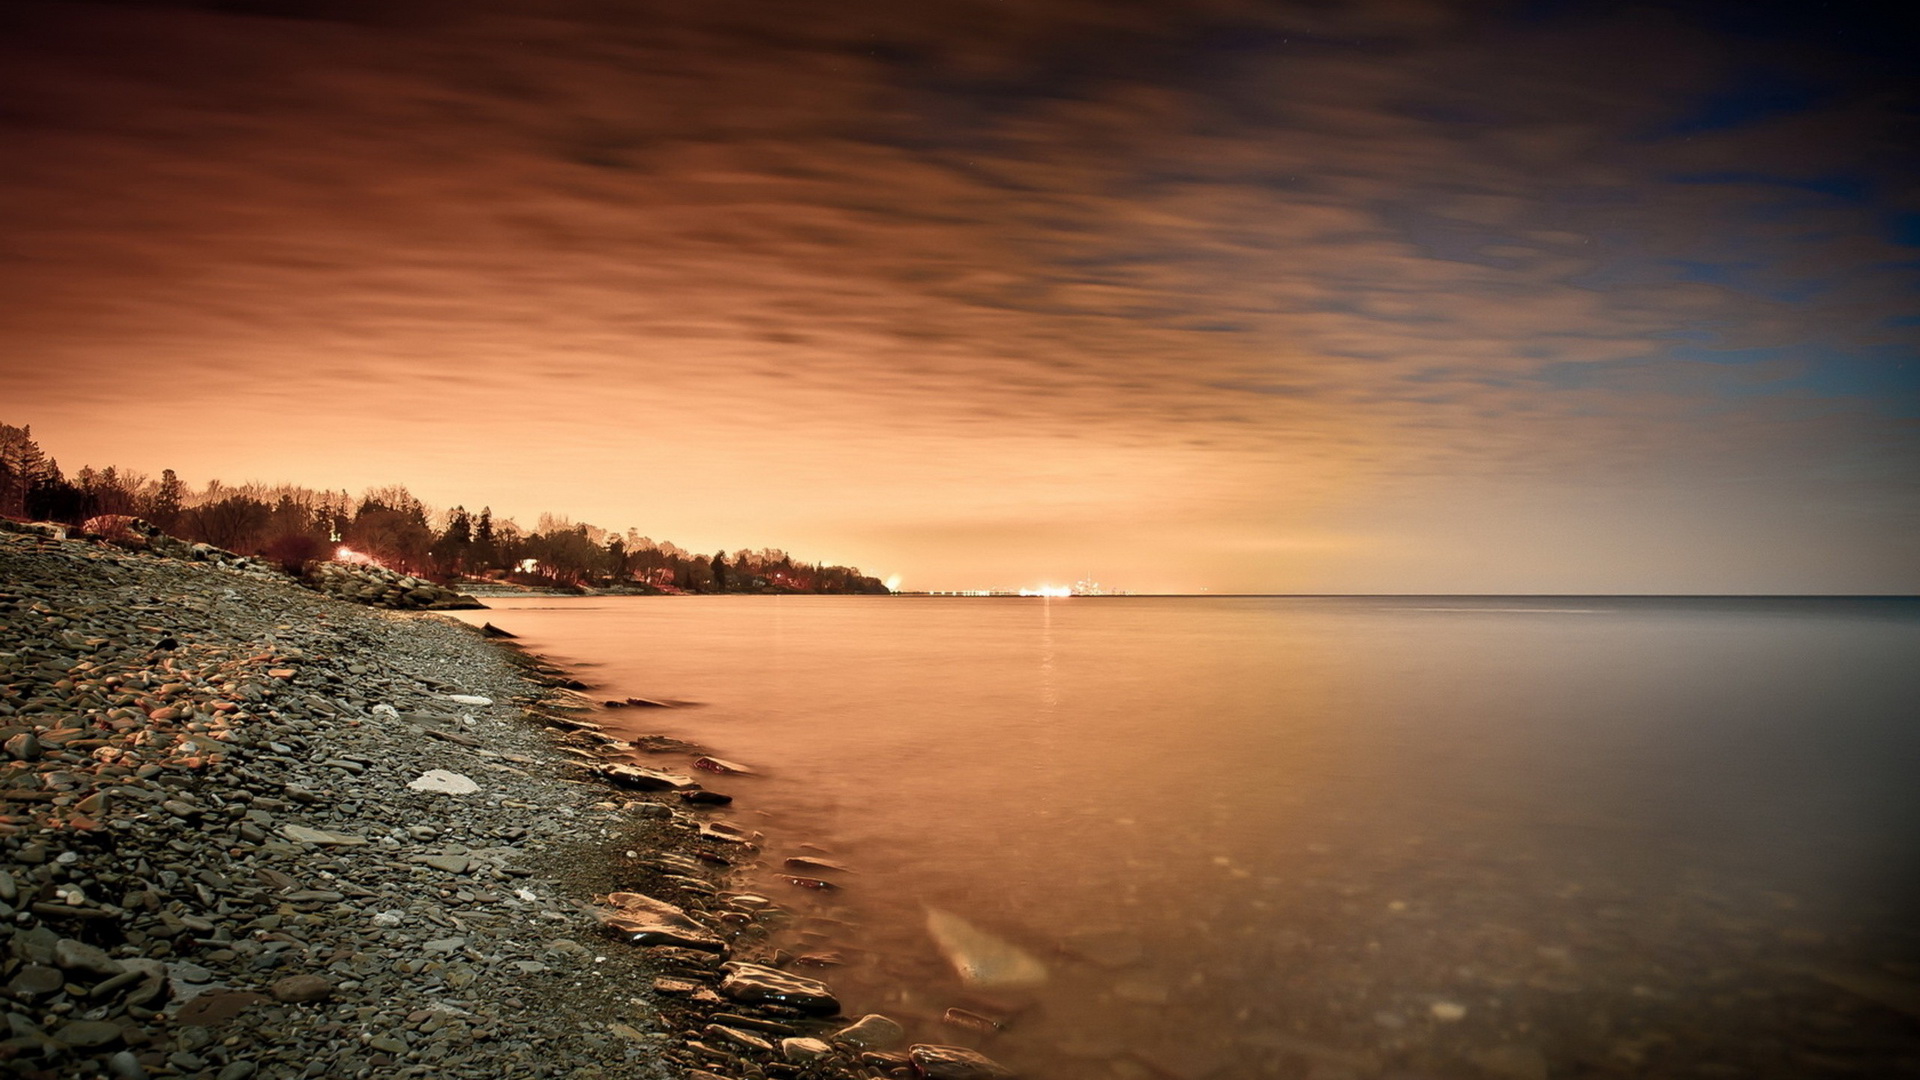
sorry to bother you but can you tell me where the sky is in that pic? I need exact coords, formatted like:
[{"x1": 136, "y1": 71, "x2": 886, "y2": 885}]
[{"x1": 2, "y1": 0, "x2": 1916, "y2": 594}]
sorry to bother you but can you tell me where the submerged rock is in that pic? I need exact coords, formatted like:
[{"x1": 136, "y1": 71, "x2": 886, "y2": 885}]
[
  {"x1": 718, "y1": 961, "x2": 840, "y2": 1014},
  {"x1": 832, "y1": 1014, "x2": 906, "y2": 1049},
  {"x1": 692, "y1": 755, "x2": 755, "y2": 775},
  {"x1": 598, "y1": 893, "x2": 727, "y2": 952},
  {"x1": 925, "y1": 909, "x2": 1049, "y2": 989},
  {"x1": 908, "y1": 1044, "x2": 1017, "y2": 1080}
]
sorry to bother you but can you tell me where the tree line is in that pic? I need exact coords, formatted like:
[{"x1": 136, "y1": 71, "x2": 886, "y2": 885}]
[{"x1": 0, "y1": 422, "x2": 889, "y2": 594}]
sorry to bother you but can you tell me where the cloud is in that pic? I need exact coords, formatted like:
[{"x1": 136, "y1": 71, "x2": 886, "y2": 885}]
[{"x1": 0, "y1": 0, "x2": 1914, "y2": 589}]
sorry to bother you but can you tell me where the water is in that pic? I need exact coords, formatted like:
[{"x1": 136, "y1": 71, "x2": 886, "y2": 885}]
[{"x1": 455, "y1": 596, "x2": 1920, "y2": 1076}]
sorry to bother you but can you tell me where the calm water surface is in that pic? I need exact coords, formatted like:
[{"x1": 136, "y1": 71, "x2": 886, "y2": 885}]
[{"x1": 457, "y1": 596, "x2": 1920, "y2": 1077}]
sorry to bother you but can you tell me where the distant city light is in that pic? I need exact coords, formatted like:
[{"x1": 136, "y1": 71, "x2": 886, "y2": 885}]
[
  {"x1": 332, "y1": 545, "x2": 379, "y2": 567},
  {"x1": 1019, "y1": 585, "x2": 1073, "y2": 597}
]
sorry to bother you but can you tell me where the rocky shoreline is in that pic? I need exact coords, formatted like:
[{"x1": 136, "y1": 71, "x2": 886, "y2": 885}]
[{"x1": 0, "y1": 529, "x2": 1010, "y2": 1080}]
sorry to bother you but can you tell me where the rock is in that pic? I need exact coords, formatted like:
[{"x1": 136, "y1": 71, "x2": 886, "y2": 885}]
[
  {"x1": 446, "y1": 694, "x2": 492, "y2": 706},
  {"x1": 280, "y1": 824, "x2": 367, "y2": 846},
  {"x1": 784, "y1": 855, "x2": 852, "y2": 874},
  {"x1": 598, "y1": 892, "x2": 727, "y2": 951},
  {"x1": 692, "y1": 755, "x2": 755, "y2": 775},
  {"x1": 8, "y1": 964, "x2": 65, "y2": 997},
  {"x1": 1430, "y1": 1001, "x2": 1468, "y2": 1022},
  {"x1": 832, "y1": 1014, "x2": 906, "y2": 1049},
  {"x1": 269, "y1": 974, "x2": 334, "y2": 1003},
  {"x1": 54, "y1": 937, "x2": 125, "y2": 977},
  {"x1": 414, "y1": 854, "x2": 471, "y2": 874},
  {"x1": 924, "y1": 908, "x2": 1049, "y2": 988},
  {"x1": 680, "y1": 789, "x2": 733, "y2": 805},
  {"x1": 782, "y1": 1036, "x2": 834, "y2": 1062},
  {"x1": 216, "y1": 1063, "x2": 259, "y2": 1080},
  {"x1": 403, "y1": 764, "x2": 478, "y2": 791},
  {"x1": 908, "y1": 1044, "x2": 1017, "y2": 1080},
  {"x1": 706, "y1": 1024, "x2": 775, "y2": 1053},
  {"x1": 55, "y1": 1020, "x2": 126, "y2": 1049},
  {"x1": 718, "y1": 961, "x2": 840, "y2": 1014},
  {"x1": 107, "y1": 1050, "x2": 148, "y2": 1079},
  {"x1": 597, "y1": 764, "x2": 699, "y2": 791},
  {"x1": 5, "y1": 731, "x2": 42, "y2": 760},
  {"x1": 479, "y1": 623, "x2": 517, "y2": 638}
]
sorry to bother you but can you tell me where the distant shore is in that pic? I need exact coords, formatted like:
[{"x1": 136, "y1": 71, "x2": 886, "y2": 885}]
[{"x1": 0, "y1": 526, "x2": 961, "y2": 1079}]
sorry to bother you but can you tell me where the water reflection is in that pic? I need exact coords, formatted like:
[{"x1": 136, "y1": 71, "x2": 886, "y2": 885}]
[{"x1": 457, "y1": 596, "x2": 1920, "y2": 1077}]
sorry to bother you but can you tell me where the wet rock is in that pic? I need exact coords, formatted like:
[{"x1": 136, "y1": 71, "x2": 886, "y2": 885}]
[
  {"x1": 599, "y1": 892, "x2": 727, "y2": 951},
  {"x1": 925, "y1": 908, "x2": 1049, "y2": 989},
  {"x1": 908, "y1": 1044, "x2": 1016, "y2": 1080},
  {"x1": 718, "y1": 961, "x2": 840, "y2": 1014},
  {"x1": 706, "y1": 1024, "x2": 775, "y2": 1053},
  {"x1": 782, "y1": 1036, "x2": 834, "y2": 1062},
  {"x1": 693, "y1": 755, "x2": 755, "y2": 775},
  {"x1": 479, "y1": 623, "x2": 517, "y2": 638},
  {"x1": 832, "y1": 1014, "x2": 906, "y2": 1049},
  {"x1": 784, "y1": 856, "x2": 852, "y2": 874},
  {"x1": 942, "y1": 1008, "x2": 1002, "y2": 1034},
  {"x1": 597, "y1": 763, "x2": 699, "y2": 791},
  {"x1": 680, "y1": 789, "x2": 733, "y2": 805}
]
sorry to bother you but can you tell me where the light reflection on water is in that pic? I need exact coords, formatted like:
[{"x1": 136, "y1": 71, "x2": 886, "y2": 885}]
[{"x1": 457, "y1": 596, "x2": 1920, "y2": 1077}]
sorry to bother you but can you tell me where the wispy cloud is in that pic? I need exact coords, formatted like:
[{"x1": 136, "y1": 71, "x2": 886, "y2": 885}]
[{"x1": 1, "y1": 0, "x2": 1913, "y2": 589}]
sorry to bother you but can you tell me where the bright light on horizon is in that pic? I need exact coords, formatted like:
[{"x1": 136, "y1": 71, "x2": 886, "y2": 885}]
[{"x1": 1018, "y1": 585, "x2": 1073, "y2": 598}]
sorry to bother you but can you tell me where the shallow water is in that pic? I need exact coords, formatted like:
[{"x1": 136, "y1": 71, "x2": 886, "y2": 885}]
[{"x1": 457, "y1": 596, "x2": 1920, "y2": 1077}]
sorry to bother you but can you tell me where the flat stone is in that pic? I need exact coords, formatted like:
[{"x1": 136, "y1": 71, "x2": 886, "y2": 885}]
[
  {"x1": 784, "y1": 856, "x2": 852, "y2": 874},
  {"x1": 8, "y1": 964, "x2": 64, "y2": 997},
  {"x1": 269, "y1": 974, "x2": 333, "y2": 1003},
  {"x1": 692, "y1": 755, "x2": 755, "y2": 775},
  {"x1": 925, "y1": 908, "x2": 1048, "y2": 989},
  {"x1": 719, "y1": 961, "x2": 839, "y2": 1014},
  {"x1": 280, "y1": 824, "x2": 367, "y2": 846},
  {"x1": 596, "y1": 764, "x2": 698, "y2": 791},
  {"x1": 832, "y1": 1013, "x2": 906, "y2": 1049},
  {"x1": 599, "y1": 893, "x2": 726, "y2": 952},
  {"x1": 407, "y1": 769, "x2": 480, "y2": 795},
  {"x1": 706, "y1": 1024, "x2": 774, "y2": 1053},
  {"x1": 446, "y1": 694, "x2": 492, "y2": 706},
  {"x1": 908, "y1": 1044, "x2": 1017, "y2": 1080},
  {"x1": 782, "y1": 1036, "x2": 834, "y2": 1062},
  {"x1": 414, "y1": 855, "x2": 471, "y2": 874},
  {"x1": 54, "y1": 937, "x2": 124, "y2": 977},
  {"x1": 55, "y1": 1020, "x2": 126, "y2": 1049}
]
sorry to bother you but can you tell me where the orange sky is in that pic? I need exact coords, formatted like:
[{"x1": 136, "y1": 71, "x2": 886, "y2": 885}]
[{"x1": 3, "y1": 0, "x2": 1916, "y2": 593}]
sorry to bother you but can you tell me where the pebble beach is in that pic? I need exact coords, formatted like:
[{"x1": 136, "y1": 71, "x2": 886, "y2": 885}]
[{"x1": 0, "y1": 525, "x2": 1000, "y2": 1080}]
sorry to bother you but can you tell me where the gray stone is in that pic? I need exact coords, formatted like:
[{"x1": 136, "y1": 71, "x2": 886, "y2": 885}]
[{"x1": 55, "y1": 1020, "x2": 126, "y2": 1049}]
